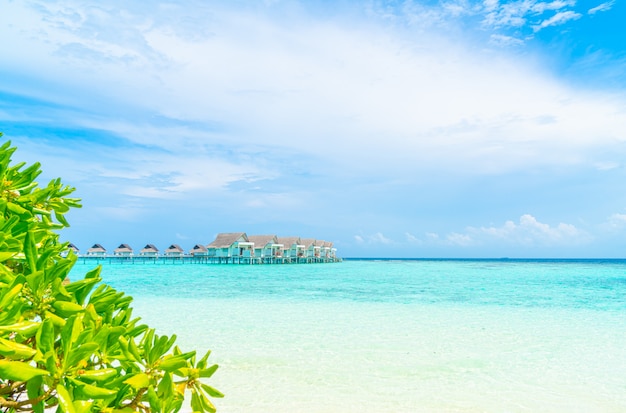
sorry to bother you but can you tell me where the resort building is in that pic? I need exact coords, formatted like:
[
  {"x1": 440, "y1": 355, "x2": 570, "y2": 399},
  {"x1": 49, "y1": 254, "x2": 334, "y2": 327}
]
[
  {"x1": 86, "y1": 243, "x2": 107, "y2": 257},
  {"x1": 207, "y1": 232, "x2": 254, "y2": 261},
  {"x1": 114, "y1": 243, "x2": 134, "y2": 257},
  {"x1": 164, "y1": 244, "x2": 185, "y2": 257},
  {"x1": 300, "y1": 238, "x2": 320, "y2": 259},
  {"x1": 277, "y1": 237, "x2": 304, "y2": 260},
  {"x1": 248, "y1": 235, "x2": 283, "y2": 261},
  {"x1": 321, "y1": 241, "x2": 336, "y2": 259},
  {"x1": 139, "y1": 244, "x2": 159, "y2": 257},
  {"x1": 189, "y1": 244, "x2": 208, "y2": 257}
]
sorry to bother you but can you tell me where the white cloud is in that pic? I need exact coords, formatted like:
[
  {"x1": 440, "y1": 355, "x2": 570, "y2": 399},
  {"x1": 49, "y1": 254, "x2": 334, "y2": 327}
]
[
  {"x1": 469, "y1": 214, "x2": 591, "y2": 246},
  {"x1": 489, "y1": 33, "x2": 525, "y2": 46},
  {"x1": 372, "y1": 232, "x2": 392, "y2": 244},
  {"x1": 604, "y1": 213, "x2": 626, "y2": 231},
  {"x1": 533, "y1": 10, "x2": 582, "y2": 32},
  {"x1": 588, "y1": 1, "x2": 615, "y2": 14},
  {"x1": 354, "y1": 232, "x2": 393, "y2": 245},
  {"x1": 446, "y1": 232, "x2": 476, "y2": 246},
  {"x1": 3, "y1": 1, "x2": 625, "y2": 183},
  {"x1": 405, "y1": 232, "x2": 422, "y2": 244}
]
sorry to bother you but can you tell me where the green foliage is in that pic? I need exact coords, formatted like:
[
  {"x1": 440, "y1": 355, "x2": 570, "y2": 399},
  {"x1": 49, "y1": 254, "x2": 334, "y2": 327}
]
[{"x1": 0, "y1": 136, "x2": 222, "y2": 412}]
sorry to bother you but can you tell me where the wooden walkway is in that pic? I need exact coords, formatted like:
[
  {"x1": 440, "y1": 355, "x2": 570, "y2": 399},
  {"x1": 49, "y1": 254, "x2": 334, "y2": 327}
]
[{"x1": 78, "y1": 256, "x2": 342, "y2": 265}]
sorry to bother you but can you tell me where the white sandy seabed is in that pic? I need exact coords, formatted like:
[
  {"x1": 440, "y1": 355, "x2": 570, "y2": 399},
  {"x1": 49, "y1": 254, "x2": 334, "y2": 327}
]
[{"x1": 131, "y1": 296, "x2": 626, "y2": 413}]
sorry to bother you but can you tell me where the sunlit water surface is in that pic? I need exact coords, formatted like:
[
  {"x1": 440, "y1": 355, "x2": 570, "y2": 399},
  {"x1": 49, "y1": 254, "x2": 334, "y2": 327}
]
[{"x1": 70, "y1": 259, "x2": 626, "y2": 412}]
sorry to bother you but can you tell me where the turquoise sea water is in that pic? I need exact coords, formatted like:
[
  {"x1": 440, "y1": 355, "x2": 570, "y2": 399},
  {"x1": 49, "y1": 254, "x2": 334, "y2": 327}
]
[{"x1": 70, "y1": 259, "x2": 626, "y2": 412}]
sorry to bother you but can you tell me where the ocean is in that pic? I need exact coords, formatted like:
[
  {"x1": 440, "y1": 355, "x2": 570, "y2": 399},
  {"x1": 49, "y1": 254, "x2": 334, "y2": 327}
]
[{"x1": 70, "y1": 258, "x2": 626, "y2": 412}]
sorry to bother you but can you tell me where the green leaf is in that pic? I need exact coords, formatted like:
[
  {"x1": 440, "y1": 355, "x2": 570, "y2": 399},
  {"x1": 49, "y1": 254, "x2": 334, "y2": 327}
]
[
  {"x1": 200, "y1": 383, "x2": 224, "y2": 398},
  {"x1": 65, "y1": 277, "x2": 101, "y2": 305},
  {"x1": 0, "y1": 360, "x2": 50, "y2": 381},
  {"x1": 0, "y1": 250, "x2": 18, "y2": 262},
  {"x1": 0, "y1": 320, "x2": 40, "y2": 338},
  {"x1": 72, "y1": 400, "x2": 93, "y2": 413},
  {"x1": 191, "y1": 391, "x2": 203, "y2": 413},
  {"x1": 146, "y1": 385, "x2": 162, "y2": 412},
  {"x1": 56, "y1": 383, "x2": 77, "y2": 413},
  {"x1": 26, "y1": 375, "x2": 44, "y2": 413},
  {"x1": 66, "y1": 342, "x2": 99, "y2": 369},
  {"x1": 157, "y1": 371, "x2": 174, "y2": 399},
  {"x1": 197, "y1": 350, "x2": 211, "y2": 370},
  {"x1": 53, "y1": 300, "x2": 84, "y2": 317},
  {"x1": 0, "y1": 337, "x2": 37, "y2": 359},
  {"x1": 0, "y1": 282, "x2": 22, "y2": 309},
  {"x1": 199, "y1": 364, "x2": 219, "y2": 378},
  {"x1": 36, "y1": 317, "x2": 54, "y2": 355},
  {"x1": 123, "y1": 372, "x2": 151, "y2": 390},
  {"x1": 77, "y1": 367, "x2": 118, "y2": 383},
  {"x1": 23, "y1": 230, "x2": 38, "y2": 271},
  {"x1": 199, "y1": 390, "x2": 217, "y2": 413},
  {"x1": 71, "y1": 378, "x2": 118, "y2": 399},
  {"x1": 159, "y1": 355, "x2": 188, "y2": 373}
]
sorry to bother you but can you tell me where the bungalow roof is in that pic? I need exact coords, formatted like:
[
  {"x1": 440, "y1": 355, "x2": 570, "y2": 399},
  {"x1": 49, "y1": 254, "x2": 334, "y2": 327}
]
[
  {"x1": 300, "y1": 238, "x2": 318, "y2": 248},
  {"x1": 165, "y1": 244, "x2": 184, "y2": 253},
  {"x1": 247, "y1": 235, "x2": 278, "y2": 247},
  {"x1": 190, "y1": 244, "x2": 208, "y2": 252},
  {"x1": 141, "y1": 244, "x2": 159, "y2": 253},
  {"x1": 207, "y1": 232, "x2": 249, "y2": 248},
  {"x1": 276, "y1": 237, "x2": 301, "y2": 247},
  {"x1": 87, "y1": 244, "x2": 106, "y2": 252},
  {"x1": 115, "y1": 244, "x2": 133, "y2": 253}
]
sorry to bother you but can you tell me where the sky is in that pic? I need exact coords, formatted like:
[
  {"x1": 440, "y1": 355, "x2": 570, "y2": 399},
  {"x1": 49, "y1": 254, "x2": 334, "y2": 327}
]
[{"x1": 0, "y1": 0, "x2": 625, "y2": 258}]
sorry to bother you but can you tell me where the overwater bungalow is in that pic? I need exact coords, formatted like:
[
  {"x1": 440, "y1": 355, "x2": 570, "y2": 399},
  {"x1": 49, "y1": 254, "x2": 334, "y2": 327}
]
[
  {"x1": 86, "y1": 243, "x2": 107, "y2": 257},
  {"x1": 67, "y1": 243, "x2": 80, "y2": 255},
  {"x1": 139, "y1": 244, "x2": 159, "y2": 258},
  {"x1": 321, "y1": 241, "x2": 336, "y2": 259},
  {"x1": 248, "y1": 235, "x2": 283, "y2": 262},
  {"x1": 114, "y1": 243, "x2": 134, "y2": 257},
  {"x1": 164, "y1": 244, "x2": 185, "y2": 257},
  {"x1": 207, "y1": 232, "x2": 254, "y2": 262},
  {"x1": 277, "y1": 237, "x2": 304, "y2": 261},
  {"x1": 300, "y1": 238, "x2": 320, "y2": 260},
  {"x1": 189, "y1": 244, "x2": 208, "y2": 257}
]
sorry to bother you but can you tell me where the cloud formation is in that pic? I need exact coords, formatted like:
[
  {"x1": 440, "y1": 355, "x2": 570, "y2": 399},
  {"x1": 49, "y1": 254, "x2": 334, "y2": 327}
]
[
  {"x1": 588, "y1": 1, "x2": 615, "y2": 14},
  {"x1": 469, "y1": 214, "x2": 590, "y2": 246},
  {"x1": 0, "y1": 1, "x2": 624, "y2": 257}
]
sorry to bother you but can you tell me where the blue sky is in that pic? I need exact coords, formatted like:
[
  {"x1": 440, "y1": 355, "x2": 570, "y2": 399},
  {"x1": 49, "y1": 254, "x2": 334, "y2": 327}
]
[{"x1": 1, "y1": 0, "x2": 625, "y2": 258}]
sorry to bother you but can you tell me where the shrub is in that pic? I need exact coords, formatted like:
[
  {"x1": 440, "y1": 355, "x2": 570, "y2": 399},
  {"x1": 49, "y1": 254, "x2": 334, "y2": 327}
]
[{"x1": 0, "y1": 136, "x2": 222, "y2": 413}]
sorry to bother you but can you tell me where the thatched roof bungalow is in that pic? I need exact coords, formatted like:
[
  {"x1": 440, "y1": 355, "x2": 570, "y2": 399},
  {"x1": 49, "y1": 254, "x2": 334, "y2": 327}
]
[
  {"x1": 207, "y1": 232, "x2": 253, "y2": 258},
  {"x1": 189, "y1": 244, "x2": 208, "y2": 257},
  {"x1": 139, "y1": 244, "x2": 159, "y2": 257},
  {"x1": 164, "y1": 244, "x2": 185, "y2": 257},
  {"x1": 248, "y1": 235, "x2": 283, "y2": 258},
  {"x1": 114, "y1": 243, "x2": 133, "y2": 257},
  {"x1": 86, "y1": 243, "x2": 107, "y2": 257},
  {"x1": 300, "y1": 238, "x2": 320, "y2": 258},
  {"x1": 276, "y1": 237, "x2": 304, "y2": 258},
  {"x1": 321, "y1": 241, "x2": 336, "y2": 258}
]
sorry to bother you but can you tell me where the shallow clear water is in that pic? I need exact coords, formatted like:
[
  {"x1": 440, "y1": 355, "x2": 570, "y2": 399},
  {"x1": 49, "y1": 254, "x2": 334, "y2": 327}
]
[{"x1": 70, "y1": 259, "x2": 626, "y2": 412}]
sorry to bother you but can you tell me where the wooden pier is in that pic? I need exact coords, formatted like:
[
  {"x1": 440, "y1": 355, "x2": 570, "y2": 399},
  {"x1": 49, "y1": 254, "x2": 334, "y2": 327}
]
[{"x1": 78, "y1": 255, "x2": 342, "y2": 265}]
